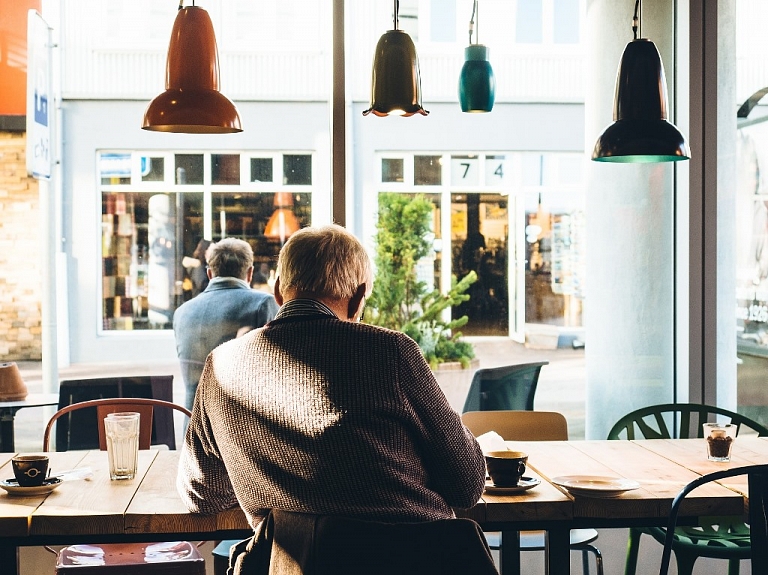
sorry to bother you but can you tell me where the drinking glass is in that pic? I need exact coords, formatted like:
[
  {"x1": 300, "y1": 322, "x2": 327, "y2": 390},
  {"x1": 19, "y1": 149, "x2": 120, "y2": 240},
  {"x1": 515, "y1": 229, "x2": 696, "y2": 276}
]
[
  {"x1": 703, "y1": 422, "x2": 736, "y2": 462},
  {"x1": 104, "y1": 412, "x2": 140, "y2": 480}
]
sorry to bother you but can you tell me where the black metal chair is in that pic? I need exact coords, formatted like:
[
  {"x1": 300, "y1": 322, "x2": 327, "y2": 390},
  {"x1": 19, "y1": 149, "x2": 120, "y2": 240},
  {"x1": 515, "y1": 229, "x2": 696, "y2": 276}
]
[
  {"x1": 56, "y1": 375, "x2": 177, "y2": 450},
  {"x1": 608, "y1": 403, "x2": 768, "y2": 575},
  {"x1": 462, "y1": 361, "x2": 548, "y2": 413},
  {"x1": 659, "y1": 465, "x2": 768, "y2": 575}
]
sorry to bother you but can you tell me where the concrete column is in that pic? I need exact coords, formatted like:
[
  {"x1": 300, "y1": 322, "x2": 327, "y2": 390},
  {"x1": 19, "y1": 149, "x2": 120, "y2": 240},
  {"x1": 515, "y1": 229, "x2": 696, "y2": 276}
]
[{"x1": 584, "y1": 0, "x2": 677, "y2": 439}]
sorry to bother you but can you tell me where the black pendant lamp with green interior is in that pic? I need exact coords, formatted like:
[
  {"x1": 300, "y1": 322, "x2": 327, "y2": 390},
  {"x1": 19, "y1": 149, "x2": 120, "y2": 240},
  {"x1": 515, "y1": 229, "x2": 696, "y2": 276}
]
[
  {"x1": 363, "y1": 0, "x2": 428, "y2": 117},
  {"x1": 142, "y1": 1, "x2": 242, "y2": 134},
  {"x1": 592, "y1": 0, "x2": 689, "y2": 163},
  {"x1": 458, "y1": 0, "x2": 495, "y2": 113}
]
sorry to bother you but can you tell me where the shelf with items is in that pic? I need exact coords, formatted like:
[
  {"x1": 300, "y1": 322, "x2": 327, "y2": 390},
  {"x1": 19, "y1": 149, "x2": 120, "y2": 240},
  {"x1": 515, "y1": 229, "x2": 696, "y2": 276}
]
[{"x1": 101, "y1": 192, "x2": 150, "y2": 330}]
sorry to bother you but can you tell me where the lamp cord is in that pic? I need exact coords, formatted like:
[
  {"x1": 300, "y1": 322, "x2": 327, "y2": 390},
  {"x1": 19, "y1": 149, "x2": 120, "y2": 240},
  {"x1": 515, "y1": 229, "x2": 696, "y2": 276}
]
[
  {"x1": 393, "y1": 0, "x2": 399, "y2": 30},
  {"x1": 469, "y1": 0, "x2": 478, "y2": 45},
  {"x1": 632, "y1": 0, "x2": 640, "y2": 40}
]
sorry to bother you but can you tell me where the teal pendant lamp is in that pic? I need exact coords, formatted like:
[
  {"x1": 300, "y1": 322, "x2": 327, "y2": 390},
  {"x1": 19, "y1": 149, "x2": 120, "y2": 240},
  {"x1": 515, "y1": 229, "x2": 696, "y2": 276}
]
[
  {"x1": 592, "y1": 0, "x2": 689, "y2": 163},
  {"x1": 458, "y1": 0, "x2": 495, "y2": 113},
  {"x1": 142, "y1": 1, "x2": 242, "y2": 134},
  {"x1": 363, "y1": 0, "x2": 428, "y2": 117}
]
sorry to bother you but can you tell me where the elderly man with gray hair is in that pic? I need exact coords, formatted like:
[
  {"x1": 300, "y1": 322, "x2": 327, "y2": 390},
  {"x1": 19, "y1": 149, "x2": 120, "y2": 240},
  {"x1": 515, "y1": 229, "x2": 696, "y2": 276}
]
[
  {"x1": 173, "y1": 237, "x2": 278, "y2": 412},
  {"x1": 177, "y1": 224, "x2": 485, "y2": 530}
]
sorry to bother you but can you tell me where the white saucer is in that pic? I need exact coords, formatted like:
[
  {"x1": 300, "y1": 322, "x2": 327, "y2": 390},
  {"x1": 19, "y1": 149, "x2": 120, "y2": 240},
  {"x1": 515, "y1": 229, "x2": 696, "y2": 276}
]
[
  {"x1": 551, "y1": 475, "x2": 640, "y2": 498},
  {"x1": 0, "y1": 477, "x2": 62, "y2": 496},
  {"x1": 484, "y1": 476, "x2": 541, "y2": 494}
]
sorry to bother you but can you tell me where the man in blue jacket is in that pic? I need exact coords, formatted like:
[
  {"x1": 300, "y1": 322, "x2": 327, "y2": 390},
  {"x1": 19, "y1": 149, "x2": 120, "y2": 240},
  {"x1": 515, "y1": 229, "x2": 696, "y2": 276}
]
[{"x1": 173, "y1": 238, "x2": 278, "y2": 412}]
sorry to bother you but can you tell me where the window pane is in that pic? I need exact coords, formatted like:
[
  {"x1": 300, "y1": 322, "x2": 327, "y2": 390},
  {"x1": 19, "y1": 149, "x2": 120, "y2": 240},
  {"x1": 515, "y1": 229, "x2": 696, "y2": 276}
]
[
  {"x1": 382, "y1": 158, "x2": 404, "y2": 183},
  {"x1": 415, "y1": 155, "x2": 442, "y2": 186},
  {"x1": 283, "y1": 154, "x2": 312, "y2": 185},
  {"x1": 451, "y1": 193, "x2": 508, "y2": 335},
  {"x1": 100, "y1": 153, "x2": 131, "y2": 185},
  {"x1": 212, "y1": 192, "x2": 312, "y2": 286},
  {"x1": 516, "y1": 0, "x2": 542, "y2": 43},
  {"x1": 211, "y1": 154, "x2": 240, "y2": 185},
  {"x1": 141, "y1": 156, "x2": 165, "y2": 182},
  {"x1": 101, "y1": 191, "x2": 203, "y2": 331},
  {"x1": 431, "y1": 0, "x2": 456, "y2": 42},
  {"x1": 553, "y1": 0, "x2": 580, "y2": 44},
  {"x1": 251, "y1": 158, "x2": 274, "y2": 183},
  {"x1": 174, "y1": 154, "x2": 204, "y2": 185}
]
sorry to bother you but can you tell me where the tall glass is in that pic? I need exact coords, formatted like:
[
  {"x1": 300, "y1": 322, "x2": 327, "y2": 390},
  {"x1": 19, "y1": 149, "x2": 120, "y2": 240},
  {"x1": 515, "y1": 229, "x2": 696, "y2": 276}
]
[{"x1": 104, "y1": 412, "x2": 140, "y2": 480}]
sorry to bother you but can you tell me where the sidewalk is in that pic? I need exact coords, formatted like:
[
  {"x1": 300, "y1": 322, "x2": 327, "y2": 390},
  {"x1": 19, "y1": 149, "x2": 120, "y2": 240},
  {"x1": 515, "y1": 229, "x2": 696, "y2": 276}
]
[{"x1": 10, "y1": 339, "x2": 586, "y2": 453}]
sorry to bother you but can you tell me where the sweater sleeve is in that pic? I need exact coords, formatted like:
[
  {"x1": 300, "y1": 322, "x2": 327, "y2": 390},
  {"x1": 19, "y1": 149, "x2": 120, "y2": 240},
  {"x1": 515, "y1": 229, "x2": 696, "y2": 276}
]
[
  {"x1": 176, "y1": 357, "x2": 240, "y2": 515},
  {"x1": 394, "y1": 334, "x2": 486, "y2": 509}
]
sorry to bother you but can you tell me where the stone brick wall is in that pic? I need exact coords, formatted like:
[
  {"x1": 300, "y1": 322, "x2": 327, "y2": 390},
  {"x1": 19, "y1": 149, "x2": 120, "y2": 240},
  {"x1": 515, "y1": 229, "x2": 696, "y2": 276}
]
[{"x1": 0, "y1": 132, "x2": 42, "y2": 360}]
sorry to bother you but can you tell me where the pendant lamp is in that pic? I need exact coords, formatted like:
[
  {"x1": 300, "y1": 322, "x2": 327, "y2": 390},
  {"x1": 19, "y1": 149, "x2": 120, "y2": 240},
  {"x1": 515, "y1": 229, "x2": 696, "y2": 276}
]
[
  {"x1": 458, "y1": 0, "x2": 495, "y2": 113},
  {"x1": 264, "y1": 192, "x2": 301, "y2": 244},
  {"x1": 592, "y1": 0, "x2": 689, "y2": 163},
  {"x1": 363, "y1": 0, "x2": 428, "y2": 117},
  {"x1": 142, "y1": 2, "x2": 242, "y2": 134}
]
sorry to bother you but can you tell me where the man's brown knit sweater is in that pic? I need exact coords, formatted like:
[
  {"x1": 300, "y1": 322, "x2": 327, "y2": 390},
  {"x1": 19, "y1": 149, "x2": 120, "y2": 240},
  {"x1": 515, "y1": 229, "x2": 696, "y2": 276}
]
[{"x1": 177, "y1": 304, "x2": 485, "y2": 528}]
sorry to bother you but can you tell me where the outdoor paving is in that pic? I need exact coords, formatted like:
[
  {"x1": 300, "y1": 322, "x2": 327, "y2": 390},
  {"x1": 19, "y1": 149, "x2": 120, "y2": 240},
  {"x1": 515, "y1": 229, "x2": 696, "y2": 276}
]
[{"x1": 10, "y1": 338, "x2": 585, "y2": 453}]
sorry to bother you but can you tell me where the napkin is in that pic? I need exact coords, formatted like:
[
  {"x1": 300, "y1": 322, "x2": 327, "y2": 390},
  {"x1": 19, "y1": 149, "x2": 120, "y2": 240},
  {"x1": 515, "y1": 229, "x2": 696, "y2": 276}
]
[{"x1": 476, "y1": 431, "x2": 508, "y2": 454}]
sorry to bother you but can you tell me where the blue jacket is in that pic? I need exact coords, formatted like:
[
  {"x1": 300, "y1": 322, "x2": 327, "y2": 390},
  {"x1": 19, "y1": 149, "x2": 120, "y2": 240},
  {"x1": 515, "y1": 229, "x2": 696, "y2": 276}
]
[{"x1": 173, "y1": 277, "x2": 278, "y2": 409}]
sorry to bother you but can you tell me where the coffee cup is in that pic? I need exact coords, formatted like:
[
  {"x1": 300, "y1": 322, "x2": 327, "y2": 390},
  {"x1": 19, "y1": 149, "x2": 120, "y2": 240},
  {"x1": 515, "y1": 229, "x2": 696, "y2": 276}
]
[
  {"x1": 12, "y1": 455, "x2": 49, "y2": 487},
  {"x1": 485, "y1": 450, "x2": 528, "y2": 487}
]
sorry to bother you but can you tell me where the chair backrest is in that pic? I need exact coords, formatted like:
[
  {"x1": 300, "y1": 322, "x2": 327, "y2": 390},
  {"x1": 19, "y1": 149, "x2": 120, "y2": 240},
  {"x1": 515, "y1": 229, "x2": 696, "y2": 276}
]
[
  {"x1": 462, "y1": 361, "x2": 548, "y2": 413},
  {"x1": 56, "y1": 375, "x2": 175, "y2": 450},
  {"x1": 462, "y1": 410, "x2": 569, "y2": 441},
  {"x1": 659, "y1": 464, "x2": 768, "y2": 575},
  {"x1": 270, "y1": 509, "x2": 499, "y2": 575},
  {"x1": 607, "y1": 403, "x2": 768, "y2": 440},
  {"x1": 43, "y1": 397, "x2": 191, "y2": 452}
]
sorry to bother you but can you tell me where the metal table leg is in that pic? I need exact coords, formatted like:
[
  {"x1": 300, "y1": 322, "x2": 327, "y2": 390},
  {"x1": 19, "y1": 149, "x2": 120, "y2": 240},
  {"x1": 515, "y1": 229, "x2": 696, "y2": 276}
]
[
  {"x1": 545, "y1": 527, "x2": 571, "y2": 575},
  {"x1": 499, "y1": 530, "x2": 521, "y2": 575}
]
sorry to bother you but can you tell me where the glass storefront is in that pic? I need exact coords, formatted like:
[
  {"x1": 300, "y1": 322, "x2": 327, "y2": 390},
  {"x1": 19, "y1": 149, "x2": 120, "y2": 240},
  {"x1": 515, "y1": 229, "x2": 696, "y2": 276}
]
[
  {"x1": 99, "y1": 151, "x2": 314, "y2": 331},
  {"x1": 376, "y1": 151, "x2": 584, "y2": 340}
]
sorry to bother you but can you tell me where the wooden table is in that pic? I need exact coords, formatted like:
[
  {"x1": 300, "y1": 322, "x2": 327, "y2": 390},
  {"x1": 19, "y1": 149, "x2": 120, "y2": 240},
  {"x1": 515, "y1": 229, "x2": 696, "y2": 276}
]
[
  {"x1": 0, "y1": 394, "x2": 59, "y2": 452},
  {"x1": 0, "y1": 450, "x2": 253, "y2": 575},
  {"x1": 0, "y1": 440, "x2": 763, "y2": 575}
]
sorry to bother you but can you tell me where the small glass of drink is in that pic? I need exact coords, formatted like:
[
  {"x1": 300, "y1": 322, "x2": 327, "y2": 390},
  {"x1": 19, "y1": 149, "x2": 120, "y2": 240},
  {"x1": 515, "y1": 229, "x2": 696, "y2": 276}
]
[{"x1": 703, "y1": 422, "x2": 736, "y2": 462}]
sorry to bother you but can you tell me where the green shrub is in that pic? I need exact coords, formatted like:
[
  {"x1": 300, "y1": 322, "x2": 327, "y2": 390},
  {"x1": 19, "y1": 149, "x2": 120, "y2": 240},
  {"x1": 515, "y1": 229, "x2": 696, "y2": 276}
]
[{"x1": 365, "y1": 193, "x2": 476, "y2": 368}]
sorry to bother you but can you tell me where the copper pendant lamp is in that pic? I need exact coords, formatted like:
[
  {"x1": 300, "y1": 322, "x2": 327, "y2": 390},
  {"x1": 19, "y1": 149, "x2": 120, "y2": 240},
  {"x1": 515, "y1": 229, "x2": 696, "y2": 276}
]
[
  {"x1": 142, "y1": 2, "x2": 242, "y2": 134},
  {"x1": 592, "y1": 0, "x2": 689, "y2": 163},
  {"x1": 264, "y1": 192, "x2": 301, "y2": 244},
  {"x1": 363, "y1": 0, "x2": 428, "y2": 117},
  {"x1": 458, "y1": 0, "x2": 495, "y2": 113}
]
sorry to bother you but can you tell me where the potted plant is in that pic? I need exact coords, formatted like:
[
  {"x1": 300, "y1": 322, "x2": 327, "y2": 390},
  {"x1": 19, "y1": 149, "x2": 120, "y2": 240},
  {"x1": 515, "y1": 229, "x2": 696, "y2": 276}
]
[{"x1": 364, "y1": 193, "x2": 478, "y2": 409}]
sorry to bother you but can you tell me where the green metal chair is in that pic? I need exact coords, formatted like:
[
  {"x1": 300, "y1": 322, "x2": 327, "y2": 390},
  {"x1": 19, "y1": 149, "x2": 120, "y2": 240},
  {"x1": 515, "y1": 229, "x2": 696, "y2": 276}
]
[{"x1": 607, "y1": 403, "x2": 768, "y2": 575}]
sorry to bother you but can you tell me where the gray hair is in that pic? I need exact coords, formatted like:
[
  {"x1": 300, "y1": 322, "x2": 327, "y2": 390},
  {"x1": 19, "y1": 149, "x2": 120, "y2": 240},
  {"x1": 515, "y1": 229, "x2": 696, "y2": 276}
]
[
  {"x1": 206, "y1": 238, "x2": 253, "y2": 279},
  {"x1": 277, "y1": 225, "x2": 372, "y2": 299}
]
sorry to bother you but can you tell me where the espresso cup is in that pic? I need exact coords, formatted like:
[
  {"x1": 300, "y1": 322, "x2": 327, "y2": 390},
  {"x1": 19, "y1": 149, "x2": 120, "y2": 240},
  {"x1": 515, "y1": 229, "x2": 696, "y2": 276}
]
[
  {"x1": 12, "y1": 455, "x2": 49, "y2": 487},
  {"x1": 485, "y1": 450, "x2": 528, "y2": 487}
]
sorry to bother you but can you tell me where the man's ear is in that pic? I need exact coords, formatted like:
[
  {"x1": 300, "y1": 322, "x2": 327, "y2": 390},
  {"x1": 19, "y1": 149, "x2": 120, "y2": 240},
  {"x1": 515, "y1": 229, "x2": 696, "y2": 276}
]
[
  {"x1": 207, "y1": 267, "x2": 214, "y2": 280},
  {"x1": 347, "y1": 284, "x2": 367, "y2": 321},
  {"x1": 245, "y1": 265, "x2": 254, "y2": 284},
  {"x1": 274, "y1": 277, "x2": 284, "y2": 306}
]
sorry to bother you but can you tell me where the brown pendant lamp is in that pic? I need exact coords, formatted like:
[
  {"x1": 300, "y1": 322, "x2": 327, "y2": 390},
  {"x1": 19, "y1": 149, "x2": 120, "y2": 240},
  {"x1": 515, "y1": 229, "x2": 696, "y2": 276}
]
[
  {"x1": 363, "y1": 0, "x2": 428, "y2": 117},
  {"x1": 592, "y1": 0, "x2": 689, "y2": 163},
  {"x1": 264, "y1": 192, "x2": 301, "y2": 244},
  {"x1": 142, "y1": 2, "x2": 242, "y2": 134}
]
